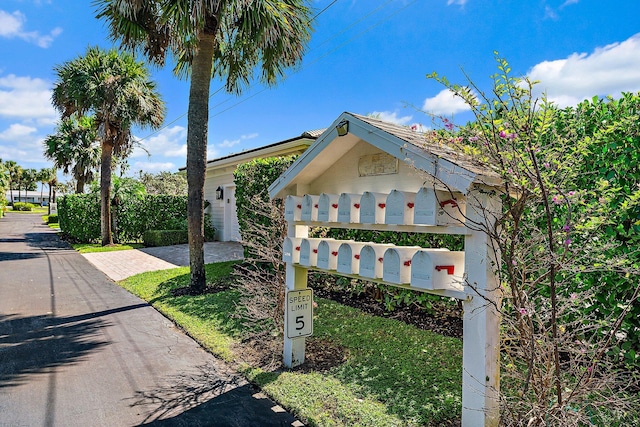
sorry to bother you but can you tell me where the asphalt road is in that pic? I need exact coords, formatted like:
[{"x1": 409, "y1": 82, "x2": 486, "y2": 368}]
[{"x1": 0, "y1": 213, "x2": 299, "y2": 427}]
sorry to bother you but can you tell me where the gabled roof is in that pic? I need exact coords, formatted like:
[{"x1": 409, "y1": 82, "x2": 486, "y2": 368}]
[
  {"x1": 269, "y1": 112, "x2": 501, "y2": 198},
  {"x1": 179, "y1": 129, "x2": 325, "y2": 171}
]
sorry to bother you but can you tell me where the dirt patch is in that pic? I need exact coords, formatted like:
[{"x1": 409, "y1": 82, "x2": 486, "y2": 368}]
[
  {"x1": 170, "y1": 278, "x2": 232, "y2": 297},
  {"x1": 233, "y1": 334, "x2": 348, "y2": 373}
]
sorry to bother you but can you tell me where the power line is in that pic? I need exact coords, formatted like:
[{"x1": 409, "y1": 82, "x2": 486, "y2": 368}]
[
  {"x1": 210, "y1": 0, "x2": 418, "y2": 120},
  {"x1": 136, "y1": 0, "x2": 416, "y2": 143},
  {"x1": 308, "y1": 0, "x2": 339, "y2": 24}
]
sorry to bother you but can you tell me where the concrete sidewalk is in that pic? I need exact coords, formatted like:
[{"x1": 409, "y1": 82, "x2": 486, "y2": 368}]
[{"x1": 82, "y1": 242, "x2": 244, "y2": 281}]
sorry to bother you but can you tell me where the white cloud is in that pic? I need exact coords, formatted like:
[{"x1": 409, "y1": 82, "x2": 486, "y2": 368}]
[
  {"x1": 369, "y1": 111, "x2": 413, "y2": 125},
  {"x1": 216, "y1": 132, "x2": 259, "y2": 149},
  {"x1": 544, "y1": 6, "x2": 558, "y2": 20},
  {"x1": 561, "y1": 0, "x2": 579, "y2": 7},
  {"x1": 130, "y1": 161, "x2": 176, "y2": 174},
  {"x1": 0, "y1": 123, "x2": 46, "y2": 164},
  {"x1": 0, "y1": 123, "x2": 37, "y2": 140},
  {"x1": 0, "y1": 9, "x2": 62, "y2": 48},
  {"x1": 0, "y1": 74, "x2": 57, "y2": 121},
  {"x1": 527, "y1": 33, "x2": 640, "y2": 107},
  {"x1": 132, "y1": 125, "x2": 187, "y2": 159},
  {"x1": 422, "y1": 89, "x2": 472, "y2": 115},
  {"x1": 219, "y1": 138, "x2": 240, "y2": 148}
]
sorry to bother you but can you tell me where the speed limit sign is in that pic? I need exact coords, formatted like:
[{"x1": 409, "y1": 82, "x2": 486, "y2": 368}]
[{"x1": 286, "y1": 289, "x2": 313, "y2": 338}]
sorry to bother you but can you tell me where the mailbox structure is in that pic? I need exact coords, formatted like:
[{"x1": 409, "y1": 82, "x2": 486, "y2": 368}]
[{"x1": 269, "y1": 112, "x2": 503, "y2": 427}]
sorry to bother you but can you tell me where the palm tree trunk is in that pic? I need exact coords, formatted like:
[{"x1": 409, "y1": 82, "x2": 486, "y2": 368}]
[
  {"x1": 76, "y1": 179, "x2": 84, "y2": 194},
  {"x1": 186, "y1": 28, "x2": 217, "y2": 291},
  {"x1": 100, "y1": 137, "x2": 114, "y2": 246},
  {"x1": 40, "y1": 183, "x2": 44, "y2": 206}
]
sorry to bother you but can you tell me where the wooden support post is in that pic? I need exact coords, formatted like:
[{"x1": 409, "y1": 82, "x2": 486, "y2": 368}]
[
  {"x1": 284, "y1": 223, "x2": 309, "y2": 368},
  {"x1": 462, "y1": 188, "x2": 501, "y2": 427}
]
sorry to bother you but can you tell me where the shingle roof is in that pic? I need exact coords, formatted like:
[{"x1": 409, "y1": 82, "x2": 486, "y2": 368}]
[
  {"x1": 351, "y1": 113, "x2": 500, "y2": 180},
  {"x1": 301, "y1": 128, "x2": 326, "y2": 138}
]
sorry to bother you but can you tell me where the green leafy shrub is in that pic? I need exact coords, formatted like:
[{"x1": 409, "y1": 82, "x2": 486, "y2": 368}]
[
  {"x1": 234, "y1": 155, "x2": 298, "y2": 239},
  {"x1": 47, "y1": 214, "x2": 58, "y2": 224},
  {"x1": 13, "y1": 202, "x2": 36, "y2": 211},
  {"x1": 142, "y1": 230, "x2": 188, "y2": 247},
  {"x1": 57, "y1": 194, "x2": 100, "y2": 242},
  {"x1": 56, "y1": 194, "x2": 214, "y2": 244}
]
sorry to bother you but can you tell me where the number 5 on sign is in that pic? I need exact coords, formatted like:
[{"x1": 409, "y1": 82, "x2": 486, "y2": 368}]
[{"x1": 286, "y1": 289, "x2": 313, "y2": 338}]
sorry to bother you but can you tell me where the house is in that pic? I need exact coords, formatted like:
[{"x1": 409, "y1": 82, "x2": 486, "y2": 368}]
[
  {"x1": 5, "y1": 190, "x2": 51, "y2": 206},
  {"x1": 201, "y1": 129, "x2": 323, "y2": 241}
]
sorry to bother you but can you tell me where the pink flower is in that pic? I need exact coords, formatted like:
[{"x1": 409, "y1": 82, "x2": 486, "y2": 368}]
[
  {"x1": 564, "y1": 238, "x2": 571, "y2": 246},
  {"x1": 508, "y1": 133, "x2": 518, "y2": 139},
  {"x1": 563, "y1": 224, "x2": 570, "y2": 232},
  {"x1": 518, "y1": 308, "x2": 528, "y2": 316},
  {"x1": 568, "y1": 191, "x2": 575, "y2": 196},
  {"x1": 499, "y1": 130, "x2": 507, "y2": 138},
  {"x1": 544, "y1": 162, "x2": 550, "y2": 169},
  {"x1": 570, "y1": 292, "x2": 578, "y2": 301},
  {"x1": 445, "y1": 122, "x2": 454, "y2": 130},
  {"x1": 410, "y1": 124, "x2": 417, "y2": 131}
]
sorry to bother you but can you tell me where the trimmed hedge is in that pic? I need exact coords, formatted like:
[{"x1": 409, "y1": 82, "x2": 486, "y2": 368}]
[
  {"x1": 234, "y1": 155, "x2": 298, "y2": 242},
  {"x1": 13, "y1": 202, "x2": 36, "y2": 211},
  {"x1": 47, "y1": 214, "x2": 58, "y2": 224},
  {"x1": 142, "y1": 230, "x2": 188, "y2": 247},
  {"x1": 58, "y1": 194, "x2": 215, "y2": 244}
]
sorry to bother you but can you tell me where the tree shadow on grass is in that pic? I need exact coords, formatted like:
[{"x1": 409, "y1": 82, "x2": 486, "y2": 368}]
[
  {"x1": 150, "y1": 272, "x2": 245, "y2": 338},
  {"x1": 130, "y1": 363, "x2": 298, "y2": 426}
]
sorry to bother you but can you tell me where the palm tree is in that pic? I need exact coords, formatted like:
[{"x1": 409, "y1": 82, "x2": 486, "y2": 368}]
[
  {"x1": 37, "y1": 168, "x2": 54, "y2": 206},
  {"x1": 5, "y1": 161, "x2": 21, "y2": 205},
  {"x1": 0, "y1": 160, "x2": 9, "y2": 202},
  {"x1": 21, "y1": 168, "x2": 38, "y2": 203},
  {"x1": 44, "y1": 116, "x2": 100, "y2": 194},
  {"x1": 51, "y1": 46, "x2": 165, "y2": 245},
  {"x1": 47, "y1": 173, "x2": 58, "y2": 215},
  {"x1": 95, "y1": 0, "x2": 313, "y2": 291}
]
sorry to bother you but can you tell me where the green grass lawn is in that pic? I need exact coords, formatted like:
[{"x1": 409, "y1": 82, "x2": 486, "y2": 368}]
[
  {"x1": 6, "y1": 206, "x2": 49, "y2": 214},
  {"x1": 119, "y1": 262, "x2": 463, "y2": 426},
  {"x1": 72, "y1": 243, "x2": 145, "y2": 253}
]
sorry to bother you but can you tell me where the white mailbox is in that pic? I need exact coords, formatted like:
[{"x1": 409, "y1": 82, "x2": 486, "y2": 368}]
[
  {"x1": 359, "y1": 191, "x2": 387, "y2": 224},
  {"x1": 284, "y1": 196, "x2": 303, "y2": 222},
  {"x1": 299, "y1": 238, "x2": 327, "y2": 267},
  {"x1": 411, "y1": 250, "x2": 465, "y2": 291},
  {"x1": 316, "y1": 239, "x2": 346, "y2": 271},
  {"x1": 301, "y1": 194, "x2": 320, "y2": 222},
  {"x1": 385, "y1": 190, "x2": 416, "y2": 225},
  {"x1": 283, "y1": 237, "x2": 303, "y2": 264},
  {"x1": 317, "y1": 193, "x2": 340, "y2": 222},
  {"x1": 436, "y1": 191, "x2": 466, "y2": 226},
  {"x1": 414, "y1": 187, "x2": 437, "y2": 225},
  {"x1": 337, "y1": 242, "x2": 369, "y2": 275},
  {"x1": 382, "y1": 246, "x2": 422, "y2": 284},
  {"x1": 359, "y1": 243, "x2": 395, "y2": 279},
  {"x1": 337, "y1": 193, "x2": 362, "y2": 223}
]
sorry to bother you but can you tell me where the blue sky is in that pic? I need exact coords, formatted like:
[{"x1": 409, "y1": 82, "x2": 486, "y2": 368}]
[{"x1": 1, "y1": 0, "x2": 639, "y2": 181}]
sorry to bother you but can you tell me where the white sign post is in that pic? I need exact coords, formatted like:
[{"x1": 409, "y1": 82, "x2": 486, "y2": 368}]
[{"x1": 286, "y1": 288, "x2": 313, "y2": 338}]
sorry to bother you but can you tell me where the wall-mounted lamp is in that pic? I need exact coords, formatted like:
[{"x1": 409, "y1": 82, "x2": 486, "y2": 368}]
[
  {"x1": 336, "y1": 119, "x2": 349, "y2": 137},
  {"x1": 215, "y1": 186, "x2": 224, "y2": 200}
]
